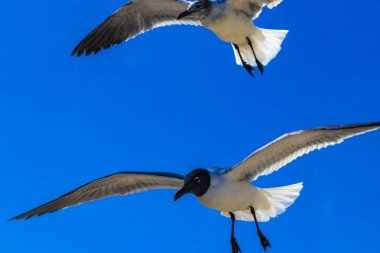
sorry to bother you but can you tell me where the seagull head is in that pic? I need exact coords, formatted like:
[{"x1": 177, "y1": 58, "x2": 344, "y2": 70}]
[
  {"x1": 177, "y1": 0, "x2": 211, "y2": 20},
  {"x1": 174, "y1": 169, "x2": 211, "y2": 201}
]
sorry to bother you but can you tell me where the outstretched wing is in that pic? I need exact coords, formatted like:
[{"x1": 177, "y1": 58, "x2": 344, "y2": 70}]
[
  {"x1": 226, "y1": 122, "x2": 380, "y2": 182},
  {"x1": 227, "y1": 0, "x2": 284, "y2": 19},
  {"x1": 72, "y1": 0, "x2": 200, "y2": 56},
  {"x1": 10, "y1": 172, "x2": 184, "y2": 220}
]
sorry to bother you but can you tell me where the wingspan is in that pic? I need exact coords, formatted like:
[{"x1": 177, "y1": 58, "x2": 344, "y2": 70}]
[
  {"x1": 72, "y1": 0, "x2": 201, "y2": 56},
  {"x1": 10, "y1": 172, "x2": 184, "y2": 220},
  {"x1": 227, "y1": 0, "x2": 284, "y2": 19},
  {"x1": 226, "y1": 122, "x2": 380, "y2": 182}
]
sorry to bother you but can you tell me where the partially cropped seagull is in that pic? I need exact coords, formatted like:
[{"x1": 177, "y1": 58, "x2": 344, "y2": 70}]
[
  {"x1": 71, "y1": 0, "x2": 288, "y2": 76},
  {"x1": 10, "y1": 123, "x2": 380, "y2": 252}
]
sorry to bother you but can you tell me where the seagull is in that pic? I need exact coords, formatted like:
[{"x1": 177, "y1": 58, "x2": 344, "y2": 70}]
[
  {"x1": 10, "y1": 122, "x2": 380, "y2": 252},
  {"x1": 71, "y1": 0, "x2": 288, "y2": 77}
]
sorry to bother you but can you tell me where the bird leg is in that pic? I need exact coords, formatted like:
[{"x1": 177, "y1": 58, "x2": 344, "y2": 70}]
[
  {"x1": 246, "y1": 38, "x2": 264, "y2": 75},
  {"x1": 229, "y1": 212, "x2": 241, "y2": 253},
  {"x1": 233, "y1": 44, "x2": 254, "y2": 77},
  {"x1": 250, "y1": 207, "x2": 271, "y2": 251}
]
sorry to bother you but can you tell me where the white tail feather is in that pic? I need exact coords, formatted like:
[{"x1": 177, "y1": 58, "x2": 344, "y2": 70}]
[
  {"x1": 221, "y1": 183, "x2": 303, "y2": 222},
  {"x1": 232, "y1": 28, "x2": 288, "y2": 67},
  {"x1": 261, "y1": 183, "x2": 303, "y2": 216},
  {"x1": 267, "y1": 0, "x2": 284, "y2": 9}
]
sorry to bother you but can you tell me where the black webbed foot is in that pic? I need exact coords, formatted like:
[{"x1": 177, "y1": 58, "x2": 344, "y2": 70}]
[
  {"x1": 230, "y1": 236, "x2": 242, "y2": 253},
  {"x1": 256, "y1": 59, "x2": 264, "y2": 75},
  {"x1": 242, "y1": 62, "x2": 254, "y2": 77},
  {"x1": 258, "y1": 230, "x2": 271, "y2": 251},
  {"x1": 250, "y1": 206, "x2": 271, "y2": 251},
  {"x1": 229, "y1": 212, "x2": 242, "y2": 253}
]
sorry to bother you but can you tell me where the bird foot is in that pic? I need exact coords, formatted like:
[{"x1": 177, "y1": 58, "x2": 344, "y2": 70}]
[
  {"x1": 242, "y1": 62, "x2": 254, "y2": 77},
  {"x1": 258, "y1": 230, "x2": 271, "y2": 251},
  {"x1": 230, "y1": 236, "x2": 242, "y2": 253},
  {"x1": 256, "y1": 60, "x2": 264, "y2": 75}
]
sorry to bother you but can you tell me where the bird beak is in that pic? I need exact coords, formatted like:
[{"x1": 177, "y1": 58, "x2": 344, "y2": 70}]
[
  {"x1": 174, "y1": 186, "x2": 189, "y2": 201},
  {"x1": 177, "y1": 10, "x2": 192, "y2": 20}
]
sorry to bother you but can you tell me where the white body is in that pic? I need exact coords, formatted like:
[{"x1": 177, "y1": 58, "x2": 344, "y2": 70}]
[
  {"x1": 200, "y1": 2, "x2": 288, "y2": 67},
  {"x1": 198, "y1": 170, "x2": 303, "y2": 222},
  {"x1": 198, "y1": 173, "x2": 264, "y2": 211},
  {"x1": 202, "y1": 3, "x2": 255, "y2": 45}
]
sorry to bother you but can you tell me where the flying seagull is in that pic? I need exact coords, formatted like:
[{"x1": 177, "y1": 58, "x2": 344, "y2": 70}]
[
  {"x1": 10, "y1": 122, "x2": 380, "y2": 252},
  {"x1": 71, "y1": 0, "x2": 288, "y2": 77}
]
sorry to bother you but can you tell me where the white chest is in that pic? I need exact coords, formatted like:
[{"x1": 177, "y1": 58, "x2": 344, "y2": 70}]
[
  {"x1": 197, "y1": 175, "x2": 258, "y2": 212},
  {"x1": 202, "y1": 6, "x2": 255, "y2": 44}
]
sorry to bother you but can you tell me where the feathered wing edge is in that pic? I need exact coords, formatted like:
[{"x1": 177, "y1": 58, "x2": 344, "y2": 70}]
[
  {"x1": 9, "y1": 172, "x2": 184, "y2": 220},
  {"x1": 227, "y1": 122, "x2": 380, "y2": 182},
  {"x1": 71, "y1": 0, "x2": 201, "y2": 56}
]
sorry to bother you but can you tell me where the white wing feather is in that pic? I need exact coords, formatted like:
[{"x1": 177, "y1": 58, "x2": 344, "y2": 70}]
[{"x1": 226, "y1": 123, "x2": 380, "y2": 182}]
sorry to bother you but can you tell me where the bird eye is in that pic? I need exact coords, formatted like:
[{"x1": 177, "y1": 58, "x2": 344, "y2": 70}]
[
  {"x1": 193, "y1": 177, "x2": 200, "y2": 183},
  {"x1": 195, "y1": 3, "x2": 202, "y2": 8}
]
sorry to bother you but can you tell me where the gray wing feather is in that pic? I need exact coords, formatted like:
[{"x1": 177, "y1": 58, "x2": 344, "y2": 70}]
[
  {"x1": 227, "y1": 0, "x2": 283, "y2": 19},
  {"x1": 72, "y1": 0, "x2": 200, "y2": 56},
  {"x1": 227, "y1": 123, "x2": 380, "y2": 182},
  {"x1": 10, "y1": 172, "x2": 184, "y2": 220}
]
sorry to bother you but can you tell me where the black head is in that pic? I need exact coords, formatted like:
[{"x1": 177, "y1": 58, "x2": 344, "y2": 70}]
[
  {"x1": 174, "y1": 169, "x2": 211, "y2": 201},
  {"x1": 177, "y1": 0, "x2": 211, "y2": 20}
]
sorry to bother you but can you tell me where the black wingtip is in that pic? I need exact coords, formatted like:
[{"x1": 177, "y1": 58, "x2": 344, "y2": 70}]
[
  {"x1": 8, "y1": 216, "x2": 22, "y2": 221},
  {"x1": 8, "y1": 213, "x2": 40, "y2": 221},
  {"x1": 71, "y1": 48, "x2": 101, "y2": 57},
  {"x1": 71, "y1": 47, "x2": 86, "y2": 57},
  {"x1": 8, "y1": 211, "x2": 38, "y2": 221},
  {"x1": 316, "y1": 122, "x2": 380, "y2": 131},
  {"x1": 71, "y1": 46, "x2": 79, "y2": 57},
  {"x1": 339, "y1": 122, "x2": 380, "y2": 129}
]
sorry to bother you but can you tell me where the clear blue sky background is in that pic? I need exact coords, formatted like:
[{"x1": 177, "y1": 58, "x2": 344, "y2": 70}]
[{"x1": 1, "y1": 0, "x2": 379, "y2": 252}]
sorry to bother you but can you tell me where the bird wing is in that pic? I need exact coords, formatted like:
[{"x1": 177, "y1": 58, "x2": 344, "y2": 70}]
[
  {"x1": 10, "y1": 172, "x2": 184, "y2": 220},
  {"x1": 72, "y1": 0, "x2": 200, "y2": 56},
  {"x1": 226, "y1": 123, "x2": 380, "y2": 182},
  {"x1": 227, "y1": 0, "x2": 284, "y2": 19}
]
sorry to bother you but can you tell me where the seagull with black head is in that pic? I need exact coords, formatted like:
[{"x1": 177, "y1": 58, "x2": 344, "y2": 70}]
[
  {"x1": 10, "y1": 123, "x2": 380, "y2": 253},
  {"x1": 72, "y1": 0, "x2": 288, "y2": 76}
]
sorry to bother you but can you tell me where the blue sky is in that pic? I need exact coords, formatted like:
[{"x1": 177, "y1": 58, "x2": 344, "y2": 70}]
[{"x1": 1, "y1": 0, "x2": 379, "y2": 252}]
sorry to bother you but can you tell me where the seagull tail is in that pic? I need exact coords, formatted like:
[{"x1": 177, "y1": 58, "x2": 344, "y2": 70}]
[
  {"x1": 259, "y1": 182, "x2": 303, "y2": 219},
  {"x1": 232, "y1": 28, "x2": 288, "y2": 67},
  {"x1": 220, "y1": 182, "x2": 302, "y2": 222}
]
